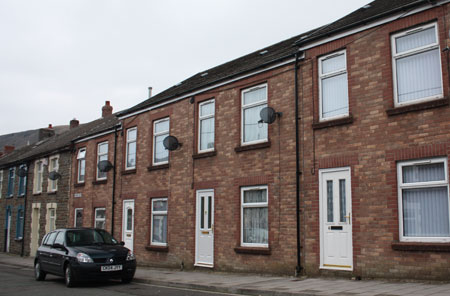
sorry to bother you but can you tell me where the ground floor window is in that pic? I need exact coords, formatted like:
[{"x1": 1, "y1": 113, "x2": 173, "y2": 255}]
[
  {"x1": 397, "y1": 158, "x2": 450, "y2": 242},
  {"x1": 151, "y1": 198, "x2": 167, "y2": 246},
  {"x1": 241, "y1": 186, "x2": 268, "y2": 247},
  {"x1": 74, "y1": 208, "x2": 83, "y2": 228},
  {"x1": 16, "y1": 207, "x2": 24, "y2": 239},
  {"x1": 95, "y1": 208, "x2": 106, "y2": 229}
]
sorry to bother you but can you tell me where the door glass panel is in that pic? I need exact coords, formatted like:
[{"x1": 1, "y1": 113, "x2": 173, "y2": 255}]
[
  {"x1": 126, "y1": 208, "x2": 133, "y2": 231},
  {"x1": 208, "y1": 196, "x2": 212, "y2": 229},
  {"x1": 339, "y1": 179, "x2": 346, "y2": 222},
  {"x1": 327, "y1": 180, "x2": 333, "y2": 222},
  {"x1": 200, "y1": 197, "x2": 205, "y2": 229}
]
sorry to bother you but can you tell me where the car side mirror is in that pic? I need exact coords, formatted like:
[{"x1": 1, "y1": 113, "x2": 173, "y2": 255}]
[
  {"x1": 120, "y1": 241, "x2": 125, "y2": 246},
  {"x1": 52, "y1": 243, "x2": 67, "y2": 251}
]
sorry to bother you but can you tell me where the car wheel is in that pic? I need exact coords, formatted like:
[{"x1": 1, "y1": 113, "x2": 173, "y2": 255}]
[
  {"x1": 121, "y1": 276, "x2": 133, "y2": 284},
  {"x1": 34, "y1": 261, "x2": 46, "y2": 281},
  {"x1": 64, "y1": 264, "x2": 76, "y2": 288}
]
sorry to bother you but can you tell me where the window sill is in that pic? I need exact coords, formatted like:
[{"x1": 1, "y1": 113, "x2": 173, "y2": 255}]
[
  {"x1": 312, "y1": 115, "x2": 354, "y2": 130},
  {"x1": 234, "y1": 246, "x2": 271, "y2": 255},
  {"x1": 14, "y1": 238, "x2": 23, "y2": 242},
  {"x1": 386, "y1": 97, "x2": 449, "y2": 116},
  {"x1": 147, "y1": 163, "x2": 169, "y2": 171},
  {"x1": 74, "y1": 183, "x2": 85, "y2": 188},
  {"x1": 145, "y1": 245, "x2": 169, "y2": 252},
  {"x1": 92, "y1": 180, "x2": 107, "y2": 185},
  {"x1": 235, "y1": 141, "x2": 271, "y2": 153},
  {"x1": 47, "y1": 191, "x2": 57, "y2": 195},
  {"x1": 392, "y1": 241, "x2": 450, "y2": 252},
  {"x1": 32, "y1": 193, "x2": 41, "y2": 196},
  {"x1": 192, "y1": 151, "x2": 217, "y2": 159},
  {"x1": 121, "y1": 169, "x2": 136, "y2": 175}
]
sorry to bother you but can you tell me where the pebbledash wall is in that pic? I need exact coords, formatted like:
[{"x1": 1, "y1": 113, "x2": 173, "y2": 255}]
[
  {"x1": 298, "y1": 4, "x2": 450, "y2": 280},
  {"x1": 115, "y1": 65, "x2": 298, "y2": 274}
]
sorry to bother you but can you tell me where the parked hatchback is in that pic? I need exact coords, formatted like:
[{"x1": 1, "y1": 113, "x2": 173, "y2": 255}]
[{"x1": 34, "y1": 228, "x2": 136, "y2": 287}]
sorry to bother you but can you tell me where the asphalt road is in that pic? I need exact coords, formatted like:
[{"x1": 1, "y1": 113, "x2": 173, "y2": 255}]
[{"x1": 0, "y1": 263, "x2": 244, "y2": 296}]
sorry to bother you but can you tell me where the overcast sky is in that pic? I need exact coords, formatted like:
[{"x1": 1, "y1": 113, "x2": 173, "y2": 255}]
[{"x1": 0, "y1": 0, "x2": 369, "y2": 135}]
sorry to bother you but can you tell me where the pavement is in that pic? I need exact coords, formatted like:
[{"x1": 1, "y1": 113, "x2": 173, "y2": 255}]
[{"x1": 1, "y1": 252, "x2": 450, "y2": 296}]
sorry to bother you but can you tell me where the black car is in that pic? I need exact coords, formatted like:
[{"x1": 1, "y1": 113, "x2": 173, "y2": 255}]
[{"x1": 34, "y1": 228, "x2": 136, "y2": 287}]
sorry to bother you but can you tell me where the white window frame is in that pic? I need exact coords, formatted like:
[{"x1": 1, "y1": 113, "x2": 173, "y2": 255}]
[
  {"x1": 95, "y1": 208, "x2": 106, "y2": 229},
  {"x1": 77, "y1": 148, "x2": 86, "y2": 183},
  {"x1": 0, "y1": 170, "x2": 3, "y2": 199},
  {"x1": 153, "y1": 118, "x2": 170, "y2": 166},
  {"x1": 45, "y1": 203, "x2": 57, "y2": 233},
  {"x1": 48, "y1": 155, "x2": 59, "y2": 192},
  {"x1": 198, "y1": 99, "x2": 215, "y2": 153},
  {"x1": 96, "y1": 141, "x2": 108, "y2": 180},
  {"x1": 397, "y1": 157, "x2": 450, "y2": 242},
  {"x1": 318, "y1": 50, "x2": 349, "y2": 121},
  {"x1": 240, "y1": 185, "x2": 269, "y2": 248},
  {"x1": 241, "y1": 84, "x2": 268, "y2": 146},
  {"x1": 125, "y1": 127, "x2": 137, "y2": 170},
  {"x1": 151, "y1": 198, "x2": 168, "y2": 246},
  {"x1": 391, "y1": 22, "x2": 443, "y2": 107},
  {"x1": 74, "y1": 208, "x2": 83, "y2": 227},
  {"x1": 7, "y1": 167, "x2": 15, "y2": 197},
  {"x1": 33, "y1": 160, "x2": 44, "y2": 194}
]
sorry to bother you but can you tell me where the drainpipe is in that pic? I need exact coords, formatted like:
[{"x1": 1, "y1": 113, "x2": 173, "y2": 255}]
[
  {"x1": 111, "y1": 124, "x2": 119, "y2": 236},
  {"x1": 295, "y1": 50, "x2": 303, "y2": 275},
  {"x1": 21, "y1": 162, "x2": 30, "y2": 257}
]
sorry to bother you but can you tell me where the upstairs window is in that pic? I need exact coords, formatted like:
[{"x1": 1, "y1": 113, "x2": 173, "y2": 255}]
[
  {"x1": 34, "y1": 160, "x2": 44, "y2": 193},
  {"x1": 391, "y1": 23, "x2": 443, "y2": 106},
  {"x1": 199, "y1": 99, "x2": 215, "y2": 152},
  {"x1": 18, "y1": 165, "x2": 27, "y2": 196},
  {"x1": 241, "y1": 84, "x2": 268, "y2": 145},
  {"x1": 77, "y1": 148, "x2": 86, "y2": 183},
  {"x1": 48, "y1": 155, "x2": 59, "y2": 192},
  {"x1": 319, "y1": 50, "x2": 349, "y2": 120},
  {"x1": 96, "y1": 142, "x2": 108, "y2": 180},
  {"x1": 7, "y1": 168, "x2": 14, "y2": 197},
  {"x1": 153, "y1": 118, "x2": 170, "y2": 165},
  {"x1": 126, "y1": 128, "x2": 137, "y2": 170},
  {"x1": 397, "y1": 158, "x2": 449, "y2": 242}
]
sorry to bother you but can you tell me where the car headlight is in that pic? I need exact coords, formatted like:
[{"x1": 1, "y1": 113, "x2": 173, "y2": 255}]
[
  {"x1": 76, "y1": 252, "x2": 94, "y2": 263},
  {"x1": 126, "y1": 250, "x2": 135, "y2": 261}
]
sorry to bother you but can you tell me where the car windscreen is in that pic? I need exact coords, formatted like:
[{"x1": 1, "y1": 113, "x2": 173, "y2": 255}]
[{"x1": 66, "y1": 229, "x2": 119, "y2": 246}]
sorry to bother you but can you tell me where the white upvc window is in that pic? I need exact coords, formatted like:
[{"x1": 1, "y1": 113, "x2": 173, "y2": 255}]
[
  {"x1": 46, "y1": 203, "x2": 57, "y2": 233},
  {"x1": 198, "y1": 99, "x2": 215, "y2": 152},
  {"x1": 151, "y1": 198, "x2": 168, "y2": 246},
  {"x1": 391, "y1": 23, "x2": 443, "y2": 106},
  {"x1": 95, "y1": 208, "x2": 106, "y2": 229},
  {"x1": 319, "y1": 50, "x2": 349, "y2": 121},
  {"x1": 0, "y1": 170, "x2": 3, "y2": 199},
  {"x1": 48, "y1": 155, "x2": 59, "y2": 192},
  {"x1": 96, "y1": 142, "x2": 108, "y2": 180},
  {"x1": 153, "y1": 118, "x2": 170, "y2": 165},
  {"x1": 77, "y1": 148, "x2": 86, "y2": 183},
  {"x1": 241, "y1": 185, "x2": 269, "y2": 247},
  {"x1": 74, "y1": 208, "x2": 83, "y2": 228},
  {"x1": 241, "y1": 84, "x2": 268, "y2": 145},
  {"x1": 397, "y1": 158, "x2": 450, "y2": 242},
  {"x1": 126, "y1": 128, "x2": 137, "y2": 170},
  {"x1": 33, "y1": 160, "x2": 44, "y2": 194}
]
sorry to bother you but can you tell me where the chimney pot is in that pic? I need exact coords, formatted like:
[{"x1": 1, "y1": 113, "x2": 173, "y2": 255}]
[
  {"x1": 48, "y1": 124, "x2": 53, "y2": 129},
  {"x1": 70, "y1": 118, "x2": 80, "y2": 129},
  {"x1": 102, "y1": 100, "x2": 113, "y2": 117},
  {"x1": 148, "y1": 87, "x2": 153, "y2": 99}
]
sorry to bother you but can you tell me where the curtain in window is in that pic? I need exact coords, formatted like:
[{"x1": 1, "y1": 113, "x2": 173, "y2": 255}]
[
  {"x1": 152, "y1": 215, "x2": 167, "y2": 243},
  {"x1": 200, "y1": 117, "x2": 214, "y2": 150},
  {"x1": 403, "y1": 163, "x2": 445, "y2": 183},
  {"x1": 403, "y1": 187, "x2": 449, "y2": 237},
  {"x1": 154, "y1": 134, "x2": 168, "y2": 163},
  {"x1": 243, "y1": 190, "x2": 268, "y2": 244},
  {"x1": 244, "y1": 104, "x2": 267, "y2": 143},
  {"x1": 243, "y1": 87, "x2": 266, "y2": 105},
  {"x1": 322, "y1": 73, "x2": 349, "y2": 118}
]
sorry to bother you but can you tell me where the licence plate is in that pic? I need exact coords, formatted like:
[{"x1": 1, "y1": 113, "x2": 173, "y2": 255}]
[{"x1": 101, "y1": 265, "x2": 123, "y2": 272}]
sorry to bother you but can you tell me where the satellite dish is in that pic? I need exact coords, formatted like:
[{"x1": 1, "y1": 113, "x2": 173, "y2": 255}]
[
  {"x1": 163, "y1": 136, "x2": 182, "y2": 151},
  {"x1": 48, "y1": 171, "x2": 61, "y2": 180},
  {"x1": 260, "y1": 107, "x2": 279, "y2": 124},
  {"x1": 98, "y1": 160, "x2": 114, "y2": 172},
  {"x1": 17, "y1": 167, "x2": 27, "y2": 177}
]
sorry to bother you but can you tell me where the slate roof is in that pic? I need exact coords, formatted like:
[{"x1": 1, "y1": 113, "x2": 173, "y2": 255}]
[
  {"x1": 0, "y1": 115, "x2": 119, "y2": 168},
  {"x1": 295, "y1": 0, "x2": 431, "y2": 46}
]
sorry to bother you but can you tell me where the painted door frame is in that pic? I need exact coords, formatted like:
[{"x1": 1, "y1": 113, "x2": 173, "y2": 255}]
[
  {"x1": 5, "y1": 207, "x2": 11, "y2": 252},
  {"x1": 319, "y1": 167, "x2": 353, "y2": 271},
  {"x1": 195, "y1": 189, "x2": 214, "y2": 268},
  {"x1": 122, "y1": 200, "x2": 135, "y2": 252},
  {"x1": 30, "y1": 203, "x2": 41, "y2": 257}
]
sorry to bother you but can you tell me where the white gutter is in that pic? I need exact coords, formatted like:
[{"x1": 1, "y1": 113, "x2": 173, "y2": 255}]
[
  {"x1": 299, "y1": 1, "x2": 450, "y2": 51},
  {"x1": 119, "y1": 58, "x2": 296, "y2": 119},
  {"x1": 74, "y1": 126, "x2": 122, "y2": 144}
]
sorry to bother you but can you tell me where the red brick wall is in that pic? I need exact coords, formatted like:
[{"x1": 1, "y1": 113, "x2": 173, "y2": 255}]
[{"x1": 299, "y1": 5, "x2": 450, "y2": 280}]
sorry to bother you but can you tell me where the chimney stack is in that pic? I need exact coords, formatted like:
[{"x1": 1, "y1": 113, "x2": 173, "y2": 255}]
[
  {"x1": 148, "y1": 87, "x2": 153, "y2": 99},
  {"x1": 70, "y1": 118, "x2": 80, "y2": 129},
  {"x1": 102, "y1": 100, "x2": 113, "y2": 117},
  {"x1": 4, "y1": 145, "x2": 14, "y2": 154},
  {"x1": 48, "y1": 124, "x2": 53, "y2": 129}
]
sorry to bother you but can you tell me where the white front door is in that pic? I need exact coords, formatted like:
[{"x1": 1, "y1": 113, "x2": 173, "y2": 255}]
[
  {"x1": 122, "y1": 200, "x2": 134, "y2": 252},
  {"x1": 195, "y1": 190, "x2": 214, "y2": 267},
  {"x1": 5, "y1": 210, "x2": 11, "y2": 253},
  {"x1": 320, "y1": 168, "x2": 353, "y2": 271}
]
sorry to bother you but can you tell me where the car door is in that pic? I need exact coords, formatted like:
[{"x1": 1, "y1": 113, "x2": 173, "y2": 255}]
[
  {"x1": 48, "y1": 231, "x2": 66, "y2": 276},
  {"x1": 38, "y1": 232, "x2": 57, "y2": 272}
]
